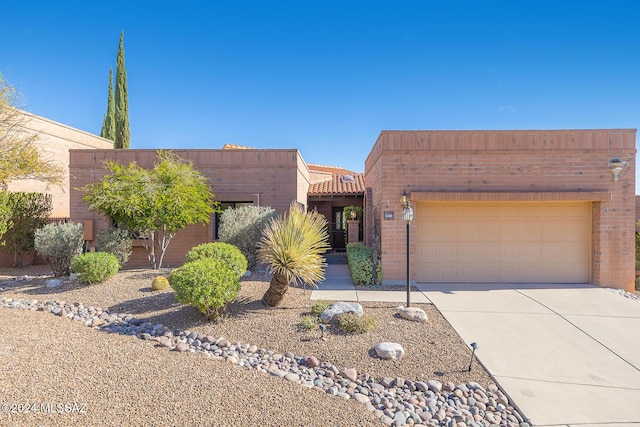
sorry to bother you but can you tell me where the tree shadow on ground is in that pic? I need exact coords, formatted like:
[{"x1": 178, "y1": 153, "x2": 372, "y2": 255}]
[
  {"x1": 112, "y1": 292, "x2": 280, "y2": 333},
  {"x1": 107, "y1": 291, "x2": 181, "y2": 315},
  {"x1": 0, "y1": 277, "x2": 85, "y2": 296},
  {"x1": 118, "y1": 268, "x2": 174, "y2": 282}
]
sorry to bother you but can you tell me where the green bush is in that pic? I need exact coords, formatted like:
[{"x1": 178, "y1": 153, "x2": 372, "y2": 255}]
[
  {"x1": 34, "y1": 222, "x2": 84, "y2": 277},
  {"x1": 218, "y1": 205, "x2": 277, "y2": 269},
  {"x1": 2, "y1": 192, "x2": 52, "y2": 267},
  {"x1": 310, "y1": 299, "x2": 333, "y2": 317},
  {"x1": 347, "y1": 243, "x2": 381, "y2": 286},
  {"x1": 96, "y1": 227, "x2": 132, "y2": 268},
  {"x1": 185, "y1": 242, "x2": 248, "y2": 278},
  {"x1": 169, "y1": 258, "x2": 240, "y2": 320},
  {"x1": 300, "y1": 314, "x2": 319, "y2": 331},
  {"x1": 71, "y1": 252, "x2": 120, "y2": 284},
  {"x1": 338, "y1": 313, "x2": 377, "y2": 334},
  {"x1": 151, "y1": 276, "x2": 170, "y2": 291}
]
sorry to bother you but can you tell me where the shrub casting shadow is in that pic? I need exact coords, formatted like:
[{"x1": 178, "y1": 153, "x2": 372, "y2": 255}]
[
  {"x1": 107, "y1": 291, "x2": 181, "y2": 315},
  {"x1": 120, "y1": 293, "x2": 276, "y2": 333}
]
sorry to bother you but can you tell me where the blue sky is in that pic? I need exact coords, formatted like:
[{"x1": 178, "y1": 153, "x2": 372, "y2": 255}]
[{"x1": 1, "y1": 1, "x2": 639, "y2": 184}]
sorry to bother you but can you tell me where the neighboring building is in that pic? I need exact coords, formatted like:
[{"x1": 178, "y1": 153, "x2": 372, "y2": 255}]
[
  {"x1": 0, "y1": 111, "x2": 113, "y2": 267},
  {"x1": 365, "y1": 129, "x2": 636, "y2": 292},
  {"x1": 6, "y1": 111, "x2": 113, "y2": 216},
  {"x1": 69, "y1": 148, "x2": 364, "y2": 267}
]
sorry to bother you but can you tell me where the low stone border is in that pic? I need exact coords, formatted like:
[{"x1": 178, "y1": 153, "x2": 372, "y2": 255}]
[{"x1": 0, "y1": 296, "x2": 529, "y2": 427}]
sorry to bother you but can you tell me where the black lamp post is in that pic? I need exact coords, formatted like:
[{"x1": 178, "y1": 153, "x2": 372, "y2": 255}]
[{"x1": 401, "y1": 190, "x2": 414, "y2": 307}]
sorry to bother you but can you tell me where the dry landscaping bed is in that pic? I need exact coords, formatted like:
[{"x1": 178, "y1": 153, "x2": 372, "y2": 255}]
[{"x1": 0, "y1": 265, "x2": 495, "y2": 426}]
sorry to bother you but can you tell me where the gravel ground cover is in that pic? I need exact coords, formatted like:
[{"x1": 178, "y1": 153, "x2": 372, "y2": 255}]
[{"x1": 0, "y1": 265, "x2": 497, "y2": 426}]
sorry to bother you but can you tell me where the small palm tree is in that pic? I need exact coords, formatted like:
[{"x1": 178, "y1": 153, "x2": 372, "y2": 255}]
[{"x1": 258, "y1": 202, "x2": 331, "y2": 307}]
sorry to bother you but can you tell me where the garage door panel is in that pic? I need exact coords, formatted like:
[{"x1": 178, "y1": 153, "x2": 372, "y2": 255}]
[
  {"x1": 460, "y1": 224, "x2": 479, "y2": 241},
  {"x1": 501, "y1": 223, "x2": 521, "y2": 240},
  {"x1": 460, "y1": 246, "x2": 479, "y2": 258},
  {"x1": 416, "y1": 202, "x2": 591, "y2": 283},
  {"x1": 542, "y1": 221, "x2": 588, "y2": 241},
  {"x1": 478, "y1": 245, "x2": 500, "y2": 259},
  {"x1": 438, "y1": 245, "x2": 458, "y2": 260},
  {"x1": 520, "y1": 223, "x2": 542, "y2": 241},
  {"x1": 418, "y1": 245, "x2": 437, "y2": 259},
  {"x1": 501, "y1": 244, "x2": 525, "y2": 258},
  {"x1": 437, "y1": 223, "x2": 458, "y2": 239}
]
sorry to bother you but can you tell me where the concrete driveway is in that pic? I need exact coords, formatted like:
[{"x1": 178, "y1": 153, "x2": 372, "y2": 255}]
[{"x1": 416, "y1": 282, "x2": 640, "y2": 426}]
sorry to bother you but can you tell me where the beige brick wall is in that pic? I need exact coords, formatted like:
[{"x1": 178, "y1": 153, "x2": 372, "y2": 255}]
[
  {"x1": 70, "y1": 148, "x2": 309, "y2": 268},
  {"x1": 365, "y1": 129, "x2": 637, "y2": 292},
  {"x1": 6, "y1": 111, "x2": 113, "y2": 217}
]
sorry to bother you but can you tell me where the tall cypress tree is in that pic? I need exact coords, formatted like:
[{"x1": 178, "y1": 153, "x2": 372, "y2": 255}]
[
  {"x1": 100, "y1": 68, "x2": 116, "y2": 144},
  {"x1": 114, "y1": 31, "x2": 130, "y2": 149}
]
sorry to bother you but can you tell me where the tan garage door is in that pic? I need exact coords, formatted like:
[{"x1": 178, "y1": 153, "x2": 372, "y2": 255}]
[{"x1": 416, "y1": 202, "x2": 591, "y2": 283}]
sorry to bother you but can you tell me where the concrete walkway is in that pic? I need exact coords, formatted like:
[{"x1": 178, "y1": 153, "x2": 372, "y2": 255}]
[
  {"x1": 311, "y1": 264, "x2": 431, "y2": 304},
  {"x1": 313, "y1": 266, "x2": 640, "y2": 425},
  {"x1": 416, "y1": 282, "x2": 640, "y2": 426}
]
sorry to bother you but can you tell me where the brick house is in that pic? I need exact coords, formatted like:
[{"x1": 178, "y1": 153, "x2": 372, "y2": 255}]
[
  {"x1": 69, "y1": 147, "x2": 364, "y2": 267},
  {"x1": 364, "y1": 130, "x2": 636, "y2": 292},
  {"x1": 8, "y1": 117, "x2": 636, "y2": 293}
]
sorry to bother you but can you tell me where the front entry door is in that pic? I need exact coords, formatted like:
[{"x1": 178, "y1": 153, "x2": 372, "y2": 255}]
[{"x1": 330, "y1": 207, "x2": 346, "y2": 250}]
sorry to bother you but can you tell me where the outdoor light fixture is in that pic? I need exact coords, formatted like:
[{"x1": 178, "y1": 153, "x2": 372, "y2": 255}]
[
  {"x1": 468, "y1": 342, "x2": 479, "y2": 372},
  {"x1": 350, "y1": 210, "x2": 357, "y2": 220},
  {"x1": 319, "y1": 324, "x2": 327, "y2": 341},
  {"x1": 401, "y1": 190, "x2": 414, "y2": 307},
  {"x1": 609, "y1": 158, "x2": 628, "y2": 182}
]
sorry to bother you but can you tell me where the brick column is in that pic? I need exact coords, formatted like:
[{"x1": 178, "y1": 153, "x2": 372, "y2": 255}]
[{"x1": 347, "y1": 219, "x2": 360, "y2": 244}]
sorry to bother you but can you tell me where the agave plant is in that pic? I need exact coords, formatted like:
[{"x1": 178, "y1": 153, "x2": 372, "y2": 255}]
[{"x1": 258, "y1": 202, "x2": 331, "y2": 307}]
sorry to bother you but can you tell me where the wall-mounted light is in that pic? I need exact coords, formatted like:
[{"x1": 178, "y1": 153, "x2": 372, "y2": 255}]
[{"x1": 609, "y1": 158, "x2": 629, "y2": 182}]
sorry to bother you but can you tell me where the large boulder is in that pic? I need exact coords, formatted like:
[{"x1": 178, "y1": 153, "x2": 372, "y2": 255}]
[
  {"x1": 374, "y1": 342, "x2": 405, "y2": 360},
  {"x1": 45, "y1": 278, "x2": 63, "y2": 288},
  {"x1": 320, "y1": 302, "x2": 363, "y2": 324},
  {"x1": 397, "y1": 305, "x2": 428, "y2": 322}
]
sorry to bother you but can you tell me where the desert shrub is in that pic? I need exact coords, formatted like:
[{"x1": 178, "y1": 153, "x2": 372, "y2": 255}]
[
  {"x1": 218, "y1": 205, "x2": 277, "y2": 269},
  {"x1": 71, "y1": 252, "x2": 119, "y2": 284},
  {"x1": 185, "y1": 242, "x2": 248, "y2": 278},
  {"x1": 96, "y1": 227, "x2": 132, "y2": 267},
  {"x1": 338, "y1": 313, "x2": 377, "y2": 334},
  {"x1": 2, "y1": 192, "x2": 52, "y2": 267},
  {"x1": 310, "y1": 299, "x2": 333, "y2": 317},
  {"x1": 151, "y1": 276, "x2": 170, "y2": 291},
  {"x1": 347, "y1": 243, "x2": 377, "y2": 286},
  {"x1": 300, "y1": 314, "x2": 319, "y2": 331},
  {"x1": 34, "y1": 222, "x2": 84, "y2": 276},
  {"x1": 0, "y1": 192, "x2": 11, "y2": 245},
  {"x1": 169, "y1": 258, "x2": 240, "y2": 320}
]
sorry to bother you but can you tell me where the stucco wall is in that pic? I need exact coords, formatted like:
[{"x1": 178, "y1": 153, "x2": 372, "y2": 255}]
[
  {"x1": 365, "y1": 129, "x2": 637, "y2": 292},
  {"x1": 6, "y1": 111, "x2": 113, "y2": 217},
  {"x1": 70, "y1": 148, "x2": 307, "y2": 268}
]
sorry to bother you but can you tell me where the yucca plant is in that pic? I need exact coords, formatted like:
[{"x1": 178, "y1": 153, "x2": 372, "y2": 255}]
[{"x1": 258, "y1": 202, "x2": 331, "y2": 307}]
